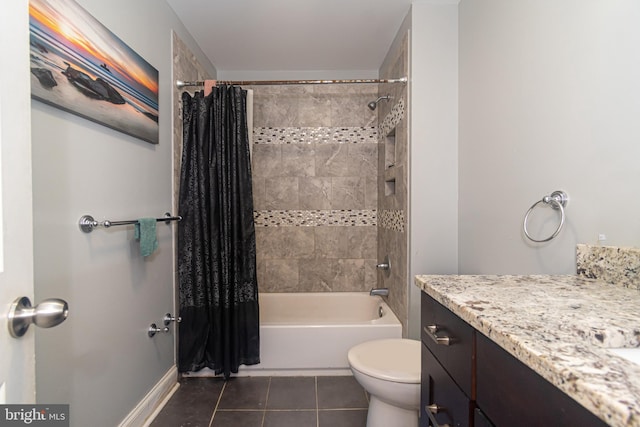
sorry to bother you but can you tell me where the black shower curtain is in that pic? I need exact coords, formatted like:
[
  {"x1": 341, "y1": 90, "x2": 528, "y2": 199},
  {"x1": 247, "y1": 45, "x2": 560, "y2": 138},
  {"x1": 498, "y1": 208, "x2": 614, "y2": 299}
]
[{"x1": 177, "y1": 86, "x2": 260, "y2": 377}]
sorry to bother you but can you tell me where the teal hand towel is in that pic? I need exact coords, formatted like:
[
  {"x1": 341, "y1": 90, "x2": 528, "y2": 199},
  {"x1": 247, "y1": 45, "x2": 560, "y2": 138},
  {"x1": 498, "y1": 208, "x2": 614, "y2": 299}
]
[{"x1": 134, "y1": 218, "x2": 158, "y2": 257}]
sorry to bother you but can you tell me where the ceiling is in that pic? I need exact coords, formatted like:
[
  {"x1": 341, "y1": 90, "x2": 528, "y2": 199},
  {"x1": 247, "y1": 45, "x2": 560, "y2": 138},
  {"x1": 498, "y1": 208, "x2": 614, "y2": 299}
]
[{"x1": 166, "y1": 0, "x2": 412, "y2": 77}]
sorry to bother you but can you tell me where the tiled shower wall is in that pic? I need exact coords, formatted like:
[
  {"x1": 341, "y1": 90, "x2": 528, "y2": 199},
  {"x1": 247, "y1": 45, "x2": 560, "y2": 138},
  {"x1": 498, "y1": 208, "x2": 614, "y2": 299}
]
[
  {"x1": 377, "y1": 31, "x2": 409, "y2": 334},
  {"x1": 249, "y1": 84, "x2": 380, "y2": 292},
  {"x1": 172, "y1": 31, "x2": 211, "y2": 214}
]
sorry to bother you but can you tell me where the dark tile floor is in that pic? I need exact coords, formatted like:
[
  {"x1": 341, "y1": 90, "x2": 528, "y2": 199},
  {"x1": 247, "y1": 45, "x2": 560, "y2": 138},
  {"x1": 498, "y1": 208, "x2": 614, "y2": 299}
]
[{"x1": 150, "y1": 375, "x2": 369, "y2": 427}]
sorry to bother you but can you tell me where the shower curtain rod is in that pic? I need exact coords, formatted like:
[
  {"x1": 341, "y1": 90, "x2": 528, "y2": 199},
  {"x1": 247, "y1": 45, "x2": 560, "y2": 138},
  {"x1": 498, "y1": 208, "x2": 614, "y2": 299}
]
[{"x1": 175, "y1": 77, "x2": 407, "y2": 89}]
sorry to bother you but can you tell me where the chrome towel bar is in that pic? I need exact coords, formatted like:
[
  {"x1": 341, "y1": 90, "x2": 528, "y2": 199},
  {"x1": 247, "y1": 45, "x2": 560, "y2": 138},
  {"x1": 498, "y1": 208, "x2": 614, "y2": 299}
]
[{"x1": 78, "y1": 212, "x2": 181, "y2": 233}]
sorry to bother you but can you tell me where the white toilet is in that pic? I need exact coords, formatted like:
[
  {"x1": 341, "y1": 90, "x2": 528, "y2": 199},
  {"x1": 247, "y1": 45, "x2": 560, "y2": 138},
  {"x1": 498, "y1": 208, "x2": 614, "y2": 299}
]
[{"x1": 348, "y1": 338, "x2": 421, "y2": 427}]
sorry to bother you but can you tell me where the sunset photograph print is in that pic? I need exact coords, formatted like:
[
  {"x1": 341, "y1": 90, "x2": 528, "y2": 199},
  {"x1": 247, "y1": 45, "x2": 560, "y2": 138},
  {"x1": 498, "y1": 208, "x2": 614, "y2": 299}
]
[{"x1": 29, "y1": 0, "x2": 159, "y2": 144}]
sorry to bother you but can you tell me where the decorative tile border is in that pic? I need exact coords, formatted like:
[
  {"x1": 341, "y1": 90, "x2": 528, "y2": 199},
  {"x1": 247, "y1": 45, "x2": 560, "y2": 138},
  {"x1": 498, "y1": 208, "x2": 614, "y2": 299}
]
[
  {"x1": 253, "y1": 126, "x2": 378, "y2": 144},
  {"x1": 576, "y1": 244, "x2": 640, "y2": 290},
  {"x1": 378, "y1": 209, "x2": 405, "y2": 233},
  {"x1": 380, "y1": 97, "x2": 405, "y2": 138},
  {"x1": 254, "y1": 209, "x2": 376, "y2": 227}
]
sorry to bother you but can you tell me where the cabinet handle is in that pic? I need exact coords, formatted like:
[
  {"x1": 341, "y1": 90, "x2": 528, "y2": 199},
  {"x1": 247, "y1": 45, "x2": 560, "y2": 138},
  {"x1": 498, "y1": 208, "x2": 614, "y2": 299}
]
[
  {"x1": 427, "y1": 403, "x2": 444, "y2": 414},
  {"x1": 426, "y1": 404, "x2": 451, "y2": 427},
  {"x1": 424, "y1": 325, "x2": 452, "y2": 346}
]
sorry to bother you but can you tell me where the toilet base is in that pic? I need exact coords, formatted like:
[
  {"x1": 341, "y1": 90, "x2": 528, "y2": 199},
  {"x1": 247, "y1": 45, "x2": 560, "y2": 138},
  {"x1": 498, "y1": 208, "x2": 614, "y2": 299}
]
[{"x1": 366, "y1": 395, "x2": 419, "y2": 427}]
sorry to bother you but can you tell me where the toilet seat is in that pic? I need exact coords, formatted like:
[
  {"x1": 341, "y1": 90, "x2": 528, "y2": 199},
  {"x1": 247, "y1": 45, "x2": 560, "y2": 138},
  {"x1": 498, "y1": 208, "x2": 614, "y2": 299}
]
[{"x1": 348, "y1": 339, "x2": 420, "y2": 384}]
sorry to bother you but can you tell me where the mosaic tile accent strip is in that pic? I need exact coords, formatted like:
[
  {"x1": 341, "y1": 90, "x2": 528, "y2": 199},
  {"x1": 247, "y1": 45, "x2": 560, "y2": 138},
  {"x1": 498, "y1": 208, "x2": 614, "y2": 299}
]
[
  {"x1": 253, "y1": 126, "x2": 378, "y2": 144},
  {"x1": 576, "y1": 244, "x2": 640, "y2": 290},
  {"x1": 378, "y1": 209, "x2": 405, "y2": 233},
  {"x1": 254, "y1": 210, "x2": 376, "y2": 227},
  {"x1": 380, "y1": 97, "x2": 405, "y2": 138}
]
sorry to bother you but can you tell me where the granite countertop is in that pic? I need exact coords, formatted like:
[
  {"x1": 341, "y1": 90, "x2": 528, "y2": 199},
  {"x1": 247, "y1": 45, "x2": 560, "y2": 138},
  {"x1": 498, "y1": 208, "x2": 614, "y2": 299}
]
[{"x1": 415, "y1": 274, "x2": 640, "y2": 427}]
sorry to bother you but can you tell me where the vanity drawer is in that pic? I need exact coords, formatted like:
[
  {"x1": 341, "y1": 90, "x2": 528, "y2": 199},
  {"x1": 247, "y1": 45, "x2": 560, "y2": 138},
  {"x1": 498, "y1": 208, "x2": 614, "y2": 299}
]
[
  {"x1": 421, "y1": 292, "x2": 474, "y2": 397},
  {"x1": 476, "y1": 332, "x2": 607, "y2": 427},
  {"x1": 421, "y1": 343, "x2": 472, "y2": 427}
]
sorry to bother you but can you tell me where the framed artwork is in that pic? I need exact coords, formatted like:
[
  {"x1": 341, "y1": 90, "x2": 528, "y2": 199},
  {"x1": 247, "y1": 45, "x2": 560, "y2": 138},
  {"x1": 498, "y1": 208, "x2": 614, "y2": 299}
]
[{"x1": 29, "y1": 0, "x2": 159, "y2": 144}]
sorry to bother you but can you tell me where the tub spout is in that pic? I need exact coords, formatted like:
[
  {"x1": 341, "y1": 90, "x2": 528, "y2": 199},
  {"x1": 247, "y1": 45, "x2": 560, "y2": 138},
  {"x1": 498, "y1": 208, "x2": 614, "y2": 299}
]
[{"x1": 370, "y1": 288, "x2": 389, "y2": 297}]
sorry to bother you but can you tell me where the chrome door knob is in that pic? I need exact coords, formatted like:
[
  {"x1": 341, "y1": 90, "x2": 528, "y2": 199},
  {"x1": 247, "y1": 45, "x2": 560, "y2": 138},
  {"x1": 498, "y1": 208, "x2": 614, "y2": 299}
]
[{"x1": 8, "y1": 296, "x2": 69, "y2": 338}]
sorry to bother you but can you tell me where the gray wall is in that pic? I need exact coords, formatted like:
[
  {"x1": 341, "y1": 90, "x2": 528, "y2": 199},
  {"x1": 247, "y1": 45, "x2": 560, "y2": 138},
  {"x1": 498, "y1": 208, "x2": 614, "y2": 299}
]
[
  {"x1": 380, "y1": 0, "x2": 640, "y2": 337},
  {"x1": 31, "y1": 1, "x2": 214, "y2": 426},
  {"x1": 402, "y1": 1, "x2": 460, "y2": 339},
  {"x1": 458, "y1": 0, "x2": 640, "y2": 274}
]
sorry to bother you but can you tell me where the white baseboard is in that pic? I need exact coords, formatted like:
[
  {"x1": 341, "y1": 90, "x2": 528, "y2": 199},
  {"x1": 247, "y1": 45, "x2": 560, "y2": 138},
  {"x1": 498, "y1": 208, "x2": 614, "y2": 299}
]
[{"x1": 118, "y1": 366, "x2": 179, "y2": 427}]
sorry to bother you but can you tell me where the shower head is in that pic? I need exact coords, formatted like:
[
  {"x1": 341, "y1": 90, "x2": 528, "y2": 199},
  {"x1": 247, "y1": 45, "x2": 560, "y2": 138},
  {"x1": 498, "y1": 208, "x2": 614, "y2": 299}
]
[{"x1": 367, "y1": 95, "x2": 391, "y2": 111}]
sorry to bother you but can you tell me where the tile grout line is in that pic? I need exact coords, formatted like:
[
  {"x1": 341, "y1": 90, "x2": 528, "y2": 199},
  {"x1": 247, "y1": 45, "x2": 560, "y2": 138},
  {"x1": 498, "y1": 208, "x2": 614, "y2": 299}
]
[
  {"x1": 208, "y1": 380, "x2": 228, "y2": 427},
  {"x1": 261, "y1": 376, "x2": 272, "y2": 427}
]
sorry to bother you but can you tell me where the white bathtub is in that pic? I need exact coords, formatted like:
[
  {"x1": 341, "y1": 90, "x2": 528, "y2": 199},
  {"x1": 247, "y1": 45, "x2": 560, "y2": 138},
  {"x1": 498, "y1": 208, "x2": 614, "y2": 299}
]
[{"x1": 239, "y1": 292, "x2": 402, "y2": 376}]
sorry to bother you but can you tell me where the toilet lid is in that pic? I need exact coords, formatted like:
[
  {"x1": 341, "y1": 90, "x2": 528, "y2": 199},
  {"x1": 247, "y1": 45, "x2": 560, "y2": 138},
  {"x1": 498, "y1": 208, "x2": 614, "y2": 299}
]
[{"x1": 348, "y1": 339, "x2": 421, "y2": 384}]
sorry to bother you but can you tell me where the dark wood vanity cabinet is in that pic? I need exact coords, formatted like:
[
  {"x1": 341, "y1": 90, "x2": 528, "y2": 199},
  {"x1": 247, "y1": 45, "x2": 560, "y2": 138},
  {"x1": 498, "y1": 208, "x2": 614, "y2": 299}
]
[
  {"x1": 421, "y1": 292, "x2": 608, "y2": 427},
  {"x1": 473, "y1": 408, "x2": 493, "y2": 427},
  {"x1": 421, "y1": 341, "x2": 472, "y2": 427},
  {"x1": 421, "y1": 291, "x2": 475, "y2": 396},
  {"x1": 476, "y1": 333, "x2": 607, "y2": 427},
  {"x1": 420, "y1": 293, "x2": 474, "y2": 427}
]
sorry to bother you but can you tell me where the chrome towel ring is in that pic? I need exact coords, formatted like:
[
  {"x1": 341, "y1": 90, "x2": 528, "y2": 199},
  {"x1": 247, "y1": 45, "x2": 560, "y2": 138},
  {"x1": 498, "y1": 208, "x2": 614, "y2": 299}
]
[{"x1": 523, "y1": 190, "x2": 569, "y2": 243}]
